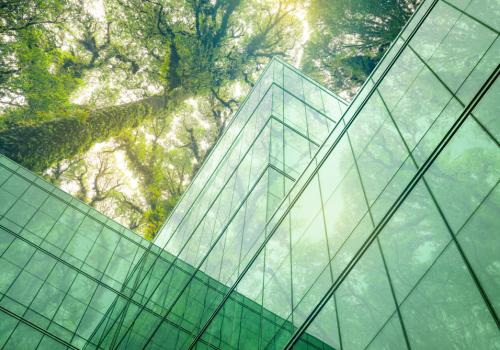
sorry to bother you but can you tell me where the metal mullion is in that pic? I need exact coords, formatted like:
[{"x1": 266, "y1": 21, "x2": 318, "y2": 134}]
[
  {"x1": 216, "y1": 212, "x2": 231, "y2": 283},
  {"x1": 377, "y1": 61, "x2": 500, "y2": 329},
  {"x1": 0, "y1": 223, "x2": 181, "y2": 343},
  {"x1": 362, "y1": 308, "x2": 402, "y2": 350},
  {"x1": 155, "y1": 81, "x2": 277, "y2": 249},
  {"x1": 236, "y1": 204, "x2": 249, "y2": 278},
  {"x1": 156, "y1": 59, "x2": 277, "y2": 238},
  {"x1": 258, "y1": 168, "x2": 271, "y2": 349},
  {"x1": 344, "y1": 116, "x2": 413, "y2": 350},
  {"x1": 283, "y1": 55, "x2": 499, "y2": 350},
  {"x1": 75, "y1": 227, "x2": 122, "y2": 349},
  {"x1": 302, "y1": 80, "x2": 315, "y2": 161},
  {"x1": 124, "y1": 165, "x2": 274, "y2": 349},
  {"x1": 0, "y1": 183, "x2": 83, "y2": 333},
  {"x1": 191, "y1": 1, "x2": 445, "y2": 346},
  {"x1": 282, "y1": 65, "x2": 286, "y2": 182},
  {"x1": 0, "y1": 304, "x2": 78, "y2": 350},
  {"x1": 283, "y1": 72, "x2": 292, "y2": 330},
  {"x1": 441, "y1": 0, "x2": 500, "y2": 35},
  {"x1": 256, "y1": 114, "x2": 275, "y2": 347},
  {"x1": 33, "y1": 331, "x2": 45, "y2": 350},
  {"x1": 268, "y1": 164, "x2": 296, "y2": 183},
  {"x1": 280, "y1": 87, "x2": 339, "y2": 125},
  {"x1": 454, "y1": 180, "x2": 499, "y2": 238},
  {"x1": 273, "y1": 57, "x2": 349, "y2": 106},
  {"x1": 316, "y1": 175, "x2": 334, "y2": 283},
  {"x1": 375, "y1": 238, "x2": 412, "y2": 349},
  {"x1": 332, "y1": 293, "x2": 343, "y2": 350},
  {"x1": 93, "y1": 117, "x2": 277, "y2": 346},
  {"x1": 0, "y1": 163, "x2": 151, "y2": 256},
  {"x1": 471, "y1": 112, "x2": 500, "y2": 147},
  {"x1": 121, "y1": 113, "x2": 274, "y2": 291},
  {"x1": 140, "y1": 162, "x2": 273, "y2": 346},
  {"x1": 317, "y1": 80, "x2": 328, "y2": 121},
  {"x1": 287, "y1": 214, "x2": 294, "y2": 328}
]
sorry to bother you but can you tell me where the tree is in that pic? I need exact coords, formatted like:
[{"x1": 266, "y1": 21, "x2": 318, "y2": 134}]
[
  {"x1": 0, "y1": 0, "x2": 302, "y2": 238},
  {"x1": 2, "y1": 0, "x2": 422, "y2": 239},
  {"x1": 302, "y1": 0, "x2": 420, "y2": 99},
  {"x1": 1, "y1": 0, "x2": 299, "y2": 170}
]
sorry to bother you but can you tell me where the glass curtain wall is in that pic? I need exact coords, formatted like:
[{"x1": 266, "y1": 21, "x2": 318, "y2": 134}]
[
  {"x1": 0, "y1": 154, "x2": 166, "y2": 349},
  {"x1": 0, "y1": 0, "x2": 498, "y2": 348},
  {"x1": 86, "y1": 59, "x2": 348, "y2": 349},
  {"x1": 188, "y1": 0, "x2": 500, "y2": 349}
]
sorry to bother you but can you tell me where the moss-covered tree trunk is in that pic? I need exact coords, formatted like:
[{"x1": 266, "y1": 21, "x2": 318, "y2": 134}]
[{"x1": 0, "y1": 93, "x2": 184, "y2": 172}]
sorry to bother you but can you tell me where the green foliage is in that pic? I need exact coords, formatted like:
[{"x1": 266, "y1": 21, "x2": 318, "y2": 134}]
[
  {"x1": 14, "y1": 29, "x2": 81, "y2": 114},
  {"x1": 0, "y1": 96, "x2": 166, "y2": 172},
  {"x1": 0, "y1": 0, "x2": 418, "y2": 239},
  {"x1": 302, "y1": 0, "x2": 420, "y2": 98},
  {"x1": 0, "y1": 24, "x2": 83, "y2": 126}
]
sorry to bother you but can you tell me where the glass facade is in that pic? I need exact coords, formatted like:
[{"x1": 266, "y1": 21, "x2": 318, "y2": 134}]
[
  {"x1": 85, "y1": 57, "x2": 348, "y2": 350},
  {"x1": 0, "y1": 0, "x2": 499, "y2": 348}
]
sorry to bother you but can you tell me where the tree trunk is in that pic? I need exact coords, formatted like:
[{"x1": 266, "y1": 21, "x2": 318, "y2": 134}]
[{"x1": 0, "y1": 92, "x2": 183, "y2": 172}]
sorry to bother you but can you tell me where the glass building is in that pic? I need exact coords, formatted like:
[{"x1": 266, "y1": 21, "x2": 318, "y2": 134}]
[{"x1": 0, "y1": 0, "x2": 499, "y2": 348}]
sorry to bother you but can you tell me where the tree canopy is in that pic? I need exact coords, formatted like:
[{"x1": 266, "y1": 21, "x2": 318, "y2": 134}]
[
  {"x1": 0, "y1": 0, "x2": 417, "y2": 238},
  {"x1": 302, "y1": 0, "x2": 420, "y2": 99}
]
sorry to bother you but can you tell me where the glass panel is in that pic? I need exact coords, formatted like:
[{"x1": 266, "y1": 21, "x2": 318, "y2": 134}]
[
  {"x1": 457, "y1": 183, "x2": 500, "y2": 315},
  {"x1": 379, "y1": 182, "x2": 451, "y2": 302},
  {"x1": 366, "y1": 313, "x2": 408, "y2": 350},
  {"x1": 387, "y1": 67, "x2": 452, "y2": 150},
  {"x1": 401, "y1": 244, "x2": 500, "y2": 349},
  {"x1": 471, "y1": 76, "x2": 500, "y2": 142},
  {"x1": 336, "y1": 244, "x2": 397, "y2": 350},
  {"x1": 425, "y1": 14, "x2": 496, "y2": 92},
  {"x1": 295, "y1": 296, "x2": 340, "y2": 350},
  {"x1": 425, "y1": 118, "x2": 500, "y2": 232},
  {"x1": 465, "y1": 0, "x2": 500, "y2": 32}
]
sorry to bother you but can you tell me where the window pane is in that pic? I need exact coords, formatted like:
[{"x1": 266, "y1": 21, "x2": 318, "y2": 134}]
[
  {"x1": 401, "y1": 244, "x2": 500, "y2": 349},
  {"x1": 337, "y1": 244, "x2": 396, "y2": 350},
  {"x1": 425, "y1": 118, "x2": 500, "y2": 232}
]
